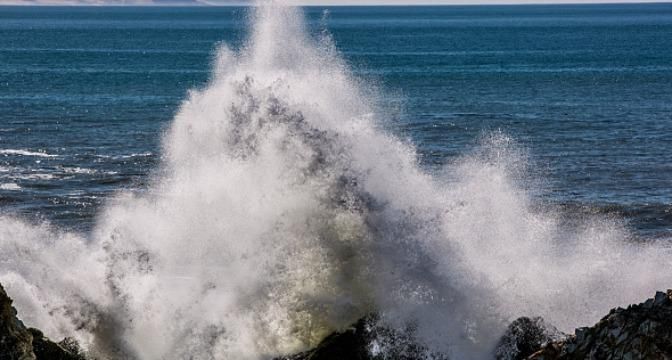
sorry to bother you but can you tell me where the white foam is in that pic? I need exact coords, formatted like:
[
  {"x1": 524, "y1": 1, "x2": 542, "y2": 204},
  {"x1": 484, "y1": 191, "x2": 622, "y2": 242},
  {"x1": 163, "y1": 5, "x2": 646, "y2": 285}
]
[
  {"x1": 0, "y1": 183, "x2": 21, "y2": 190},
  {"x1": 93, "y1": 152, "x2": 153, "y2": 160},
  {"x1": 18, "y1": 173, "x2": 56, "y2": 180},
  {"x1": 0, "y1": 169, "x2": 57, "y2": 181},
  {"x1": 61, "y1": 167, "x2": 97, "y2": 175},
  {"x1": 0, "y1": 149, "x2": 58, "y2": 158}
]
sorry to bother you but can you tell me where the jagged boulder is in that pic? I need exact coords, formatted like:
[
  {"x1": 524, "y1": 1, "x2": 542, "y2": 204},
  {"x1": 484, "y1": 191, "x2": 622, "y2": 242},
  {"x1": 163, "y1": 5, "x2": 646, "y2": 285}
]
[
  {"x1": 275, "y1": 316, "x2": 448, "y2": 360},
  {"x1": 29, "y1": 329, "x2": 85, "y2": 360},
  {"x1": 495, "y1": 317, "x2": 565, "y2": 360},
  {"x1": 5, "y1": 280, "x2": 672, "y2": 360},
  {"x1": 0, "y1": 284, "x2": 85, "y2": 360},
  {"x1": 0, "y1": 283, "x2": 35, "y2": 360},
  {"x1": 527, "y1": 290, "x2": 672, "y2": 359},
  {"x1": 276, "y1": 317, "x2": 371, "y2": 360},
  {"x1": 283, "y1": 290, "x2": 672, "y2": 360}
]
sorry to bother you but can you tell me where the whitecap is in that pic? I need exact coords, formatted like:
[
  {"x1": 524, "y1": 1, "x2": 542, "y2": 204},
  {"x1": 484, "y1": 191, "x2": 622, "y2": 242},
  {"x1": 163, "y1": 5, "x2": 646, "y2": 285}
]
[
  {"x1": 114, "y1": 152, "x2": 154, "y2": 160},
  {"x1": 61, "y1": 167, "x2": 97, "y2": 175},
  {"x1": 0, "y1": 149, "x2": 58, "y2": 158},
  {"x1": 17, "y1": 173, "x2": 56, "y2": 180},
  {"x1": 0, "y1": 183, "x2": 21, "y2": 190}
]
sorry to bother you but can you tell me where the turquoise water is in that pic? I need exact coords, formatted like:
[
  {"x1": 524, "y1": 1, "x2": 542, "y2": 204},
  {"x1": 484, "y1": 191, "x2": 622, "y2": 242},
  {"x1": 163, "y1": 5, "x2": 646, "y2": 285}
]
[{"x1": 1, "y1": 4, "x2": 671, "y2": 236}]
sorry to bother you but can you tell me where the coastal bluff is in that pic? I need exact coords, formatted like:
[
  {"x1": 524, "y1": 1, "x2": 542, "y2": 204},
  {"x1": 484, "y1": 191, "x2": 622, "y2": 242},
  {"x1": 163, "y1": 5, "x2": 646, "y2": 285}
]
[{"x1": 2, "y1": 283, "x2": 672, "y2": 360}]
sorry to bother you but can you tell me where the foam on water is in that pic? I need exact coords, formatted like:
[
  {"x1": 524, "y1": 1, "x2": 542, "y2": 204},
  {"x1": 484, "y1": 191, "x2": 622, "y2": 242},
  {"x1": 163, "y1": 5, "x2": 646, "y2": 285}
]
[
  {"x1": 1, "y1": 4, "x2": 671, "y2": 360},
  {"x1": 0, "y1": 183, "x2": 21, "y2": 190},
  {"x1": 0, "y1": 149, "x2": 59, "y2": 157}
]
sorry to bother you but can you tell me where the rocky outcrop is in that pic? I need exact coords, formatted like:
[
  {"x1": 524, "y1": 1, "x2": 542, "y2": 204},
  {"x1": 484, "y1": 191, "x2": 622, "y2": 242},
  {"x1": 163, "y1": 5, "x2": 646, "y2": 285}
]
[
  {"x1": 0, "y1": 284, "x2": 85, "y2": 360},
  {"x1": 275, "y1": 315, "x2": 449, "y2": 360},
  {"x1": 0, "y1": 283, "x2": 34, "y2": 360},
  {"x1": 494, "y1": 290, "x2": 672, "y2": 360},
  {"x1": 275, "y1": 317, "x2": 373, "y2": 360},
  {"x1": 278, "y1": 290, "x2": 672, "y2": 360},
  {"x1": 281, "y1": 290, "x2": 672, "y2": 360},
  {"x1": 4, "y1": 282, "x2": 672, "y2": 360},
  {"x1": 495, "y1": 317, "x2": 565, "y2": 360}
]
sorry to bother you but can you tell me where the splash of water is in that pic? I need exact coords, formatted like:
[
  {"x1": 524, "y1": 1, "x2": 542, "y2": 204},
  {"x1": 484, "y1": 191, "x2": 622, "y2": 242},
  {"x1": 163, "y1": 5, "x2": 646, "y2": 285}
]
[{"x1": 1, "y1": 4, "x2": 671, "y2": 360}]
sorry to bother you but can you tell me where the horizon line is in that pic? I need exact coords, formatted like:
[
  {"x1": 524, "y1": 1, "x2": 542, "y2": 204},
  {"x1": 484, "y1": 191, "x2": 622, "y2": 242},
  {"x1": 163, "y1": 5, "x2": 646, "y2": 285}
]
[{"x1": 2, "y1": 0, "x2": 672, "y2": 6}]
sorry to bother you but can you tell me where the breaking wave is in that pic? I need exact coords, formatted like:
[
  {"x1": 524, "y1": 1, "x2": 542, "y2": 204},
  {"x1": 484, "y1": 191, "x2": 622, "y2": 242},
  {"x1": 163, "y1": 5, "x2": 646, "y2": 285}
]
[
  {"x1": 0, "y1": 149, "x2": 59, "y2": 158},
  {"x1": 0, "y1": 4, "x2": 671, "y2": 360}
]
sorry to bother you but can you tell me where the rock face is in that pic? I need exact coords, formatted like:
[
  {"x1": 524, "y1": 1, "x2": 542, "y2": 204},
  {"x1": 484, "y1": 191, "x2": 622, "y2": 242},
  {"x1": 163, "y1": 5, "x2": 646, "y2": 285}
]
[
  {"x1": 4, "y1": 281, "x2": 672, "y2": 360},
  {"x1": 0, "y1": 283, "x2": 34, "y2": 360},
  {"x1": 275, "y1": 316, "x2": 449, "y2": 360},
  {"x1": 527, "y1": 290, "x2": 672, "y2": 360},
  {"x1": 495, "y1": 317, "x2": 565, "y2": 360},
  {"x1": 0, "y1": 284, "x2": 85, "y2": 360},
  {"x1": 279, "y1": 290, "x2": 672, "y2": 360},
  {"x1": 275, "y1": 317, "x2": 372, "y2": 360},
  {"x1": 494, "y1": 290, "x2": 672, "y2": 360}
]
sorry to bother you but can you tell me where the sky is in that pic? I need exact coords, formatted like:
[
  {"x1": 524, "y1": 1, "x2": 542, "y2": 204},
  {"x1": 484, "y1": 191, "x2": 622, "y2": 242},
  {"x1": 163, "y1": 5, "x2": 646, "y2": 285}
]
[{"x1": 1, "y1": 0, "x2": 670, "y2": 5}]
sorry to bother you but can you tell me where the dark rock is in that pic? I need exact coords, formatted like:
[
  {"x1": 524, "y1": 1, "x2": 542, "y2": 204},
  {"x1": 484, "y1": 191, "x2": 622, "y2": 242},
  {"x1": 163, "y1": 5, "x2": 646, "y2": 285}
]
[
  {"x1": 283, "y1": 290, "x2": 672, "y2": 360},
  {"x1": 0, "y1": 283, "x2": 86, "y2": 360},
  {"x1": 0, "y1": 283, "x2": 35, "y2": 360},
  {"x1": 277, "y1": 317, "x2": 370, "y2": 360},
  {"x1": 527, "y1": 290, "x2": 672, "y2": 360},
  {"x1": 29, "y1": 329, "x2": 85, "y2": 360},
  {"x1": 495, "y1": 317, "x2": 565, "y2": 360},
  {"x1": 6, "y1": 279, "x2": 672, "y2": 360},
  {"x1": 275, "y1": 315, "x2": 448, "y2": 360}
]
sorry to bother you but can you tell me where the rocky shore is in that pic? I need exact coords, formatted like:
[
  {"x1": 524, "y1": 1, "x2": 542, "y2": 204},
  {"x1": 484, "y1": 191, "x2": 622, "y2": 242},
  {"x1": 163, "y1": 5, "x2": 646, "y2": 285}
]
[
  {"x1": 278, "y1": 291, "x2": 672, "y2": 360},
  {"x1": 0, "y1": 283, "x2": 85, "y2": 360},
  {"x1": 2, "y1": 282, "x2": 671, "y2": 359},
  {"x1": 524, "y1": 290, "x2": 672, "y2": 359}
]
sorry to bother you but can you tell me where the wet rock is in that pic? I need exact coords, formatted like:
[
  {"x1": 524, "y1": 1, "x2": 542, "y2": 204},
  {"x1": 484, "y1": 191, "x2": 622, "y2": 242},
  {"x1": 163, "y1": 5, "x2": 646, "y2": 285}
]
[
  {"x1": 527, "y1": 290, "x2": 672, "y2": 360},
  {"x1": 0, "y1": 283, "x2": 85, "y2": 360},
  {"x1": 29, "y1": 329, "x2": 85, "y2": 360},
  {"x1": 275, "y1": 315, "x2": 448, "y2": 360},
  {"x1": 5, "y1": 280, "x2": 672, "y2": 360},
  {"x1": 283, "y1": 290, "x2": 672, "y2": 360},
  {"x1": 0, "y1": 283, "x2": 35, "y2": 360},
  {"x1": 276, "y1": 317, "x2": 371, "y2": 360},
  {"x1": 495, "y1": 317, "x2": 565, "y2": 360}
]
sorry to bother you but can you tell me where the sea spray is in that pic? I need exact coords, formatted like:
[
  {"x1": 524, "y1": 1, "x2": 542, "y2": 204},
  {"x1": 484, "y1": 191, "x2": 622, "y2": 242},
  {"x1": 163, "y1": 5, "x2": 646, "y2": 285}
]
[{"x1": 1, "y1": 3, "x2": 671, "y2": 360}]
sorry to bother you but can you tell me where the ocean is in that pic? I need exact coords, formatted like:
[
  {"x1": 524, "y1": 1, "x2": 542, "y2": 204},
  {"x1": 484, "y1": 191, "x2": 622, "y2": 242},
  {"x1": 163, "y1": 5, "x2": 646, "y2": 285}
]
[
  {"x1": 1, "y1": 4, "x2": 671, "y2": 236},
  {"x1": 0, "y1": 4, "x2": 671, "y2": 359}
]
